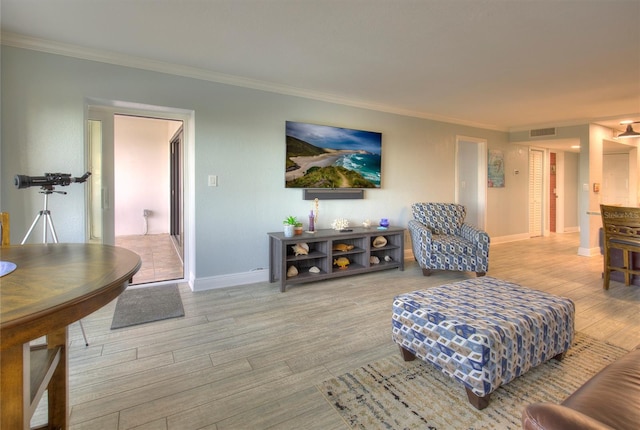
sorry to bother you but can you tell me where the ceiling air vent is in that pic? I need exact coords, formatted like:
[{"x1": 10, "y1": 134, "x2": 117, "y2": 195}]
[{"x1": 530, "y1": 127, "x2": 556, "y2": 138}]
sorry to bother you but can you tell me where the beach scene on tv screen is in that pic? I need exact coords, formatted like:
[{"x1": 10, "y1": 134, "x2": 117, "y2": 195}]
[{"x1": 285, "y1": 121, "x2": 382, "y2": 188}]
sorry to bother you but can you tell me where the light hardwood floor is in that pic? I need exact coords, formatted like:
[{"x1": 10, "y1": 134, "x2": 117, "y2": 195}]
[{"x1": 55, "y1": 233, "x2": 639, "y2": 429}]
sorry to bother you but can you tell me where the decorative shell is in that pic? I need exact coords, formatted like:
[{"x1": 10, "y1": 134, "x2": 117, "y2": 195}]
[
  {"x1": 372, "y1": 236, "x2": 387, "y2": 248},
  {"x1": 369, "y1": 255, "x2": 380, "y2": 265},
  {"x1": 287, "y1": 265, "x2": 298, "y2": 277},
  {"x1": 308, "y1": 266, "x2": 320, "y2": 273},
  {"x1": 362, "y1": 219, "x2": 372, "y2": 228},
  {"x1": 333, "y1": 243, "x2": 354, "y2": 252},
  {"x1": 384, "y1": 255, "x2": 393, "y2": 262},
  {"x1": 333, "y1": 257, "x2": 350, "y2": 268},
  {"x1": 291, "y1": 242, "x2": 309, "y2": 256}
]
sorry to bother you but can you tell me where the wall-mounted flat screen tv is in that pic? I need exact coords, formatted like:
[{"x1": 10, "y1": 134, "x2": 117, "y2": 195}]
[{"x1": 285, "y1": 121, "x2": 382, "y2": 189}]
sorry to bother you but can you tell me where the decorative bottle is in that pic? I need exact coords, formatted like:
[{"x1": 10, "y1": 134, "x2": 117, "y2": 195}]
[{"x1": 309, "y1": 211, "x2": 315, "y2": 232}]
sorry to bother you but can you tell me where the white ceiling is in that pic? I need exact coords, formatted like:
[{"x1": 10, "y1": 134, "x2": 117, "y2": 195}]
[{"x1": 1, "y1": 0, "x2": 639, "y2": 133}]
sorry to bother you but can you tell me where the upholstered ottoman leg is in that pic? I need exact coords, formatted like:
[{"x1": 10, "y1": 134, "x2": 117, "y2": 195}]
[
  {"x1": 422, "y1": 268, "x2": 432, "y2": 276},
  {"x1": 476, "y1": 271, "x2": 486, "y2": 277},
  {"x1": 465, "y1": 388, "x2": 491, "y2": 410},
  {"x1": 398, "y1": 346, "x2": 416, "y2": 361}
]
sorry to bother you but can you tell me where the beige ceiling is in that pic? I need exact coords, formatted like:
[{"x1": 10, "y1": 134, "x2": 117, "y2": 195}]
[{"x1": 1, "y1": 0, "x2": 639, "y2": 132}]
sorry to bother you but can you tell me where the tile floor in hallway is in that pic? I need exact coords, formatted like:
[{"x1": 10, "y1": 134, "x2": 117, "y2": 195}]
[{"x1": 115, "y1": 234, "x2": 183, "y2": 285}]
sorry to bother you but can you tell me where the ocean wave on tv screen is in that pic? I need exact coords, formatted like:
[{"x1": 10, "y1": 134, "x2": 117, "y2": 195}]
[{"x1": 334, "y1": 154, "x2": 381, "y2": 187}]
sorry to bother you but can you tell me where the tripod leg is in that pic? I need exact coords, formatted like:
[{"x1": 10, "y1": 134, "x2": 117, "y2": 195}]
[
  {"x1": 45, "y1": 212, "x2": 59, "y2": 243},
  {"x1": 21, "y1": 212, "x2": 44, "y2": 244},
  {"x1": 78, "y1": 320, "x2": 89, "y2": 347}
]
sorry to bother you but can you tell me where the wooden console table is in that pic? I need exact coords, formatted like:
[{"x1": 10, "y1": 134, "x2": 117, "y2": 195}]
[
  {"x1": 0, "y1": 243, "x2": 141, "y2": 429},
  {"x1": 268, "y1": 226, "x2": 405, "y2": 292}
]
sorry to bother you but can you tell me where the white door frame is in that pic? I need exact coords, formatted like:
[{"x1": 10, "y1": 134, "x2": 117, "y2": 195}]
[
  {"x1": 85, "y1": 98, "x2": 195, "y2": 289},
  {"x1": 455, "y1": 135, "x2": 487, "y2": 230}
]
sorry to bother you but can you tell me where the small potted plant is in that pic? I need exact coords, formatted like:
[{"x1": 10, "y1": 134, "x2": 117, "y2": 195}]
[
  {"x1": 294, "y1": 221, "x2": 304, "y2": 235},
  {"x1": 283, "y1": 216, "x2": 298, "y2": 237}
]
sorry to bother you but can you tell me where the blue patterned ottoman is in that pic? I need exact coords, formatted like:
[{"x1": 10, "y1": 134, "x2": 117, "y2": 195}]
[{"x1": 391, "y1": 277, "x2": 575, "y2": 409}]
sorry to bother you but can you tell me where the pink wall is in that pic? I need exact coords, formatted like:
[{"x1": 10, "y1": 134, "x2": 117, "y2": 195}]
[{"x1": 114, "y1": 115, "x2": 181, "y2": 236}]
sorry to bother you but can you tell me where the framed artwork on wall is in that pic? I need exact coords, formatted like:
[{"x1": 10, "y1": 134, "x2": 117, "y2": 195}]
[
  {"x1": 488, "y1": 149, "x2": 505, "y2": 188},
  {"x1": 285, "y1": 121, "x2": 382, "y2": 189}
]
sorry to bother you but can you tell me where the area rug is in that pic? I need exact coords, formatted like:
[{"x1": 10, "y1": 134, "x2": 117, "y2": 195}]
[
  {"x1": 318, "y1": 333, "x2": 629, "y2": 430},
  {"x1": 111, "y1": 284, "x2": 185, "y2": 329}
]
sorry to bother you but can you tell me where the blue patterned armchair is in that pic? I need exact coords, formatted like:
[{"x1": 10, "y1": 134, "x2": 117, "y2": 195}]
[{"x1": 408, "y1": 202, "x2": 490, "y2": 276}]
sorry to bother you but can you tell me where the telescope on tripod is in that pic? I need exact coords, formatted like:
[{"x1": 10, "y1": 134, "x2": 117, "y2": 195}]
[
  {"x1": 15, "y1": 171, "x2": 91, "y2": 244},
  {"x1": 15, "y1": 171, "x2": 92, "y2": 345}
]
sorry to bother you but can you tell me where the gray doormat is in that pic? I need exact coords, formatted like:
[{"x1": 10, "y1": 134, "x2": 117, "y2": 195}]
[{"x1": 111, "y1": 284, "x2": 185, "y2": 329}]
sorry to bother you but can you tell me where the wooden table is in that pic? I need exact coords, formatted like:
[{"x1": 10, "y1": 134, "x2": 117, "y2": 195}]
[{"x1": 0, "y1": 243, "x2": 141, "y2": 429}]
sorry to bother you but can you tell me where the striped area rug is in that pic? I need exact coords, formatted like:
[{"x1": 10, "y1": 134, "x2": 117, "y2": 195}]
[{"x1": 318, "y1": 333, "x2": 629, "y2": 430}]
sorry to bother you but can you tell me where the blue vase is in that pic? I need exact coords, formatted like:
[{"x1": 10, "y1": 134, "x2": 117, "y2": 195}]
[{"x1": 379, "y1": 218, "x2": 389, "y2": 228}]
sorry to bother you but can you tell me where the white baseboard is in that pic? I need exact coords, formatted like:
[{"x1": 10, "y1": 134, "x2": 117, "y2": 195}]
[
  {"x1": 578, "y1": 246, "x2": 601, "y2": 257},
  {"x1": 490, "y1": 233, "x2": 530, "y2": 244},
  {"x1": 194, "y1": 232, "x2": 586, "y2": 291},
  {"x1": 193, "y1": 269, "x2": 270, "y2": 292}
]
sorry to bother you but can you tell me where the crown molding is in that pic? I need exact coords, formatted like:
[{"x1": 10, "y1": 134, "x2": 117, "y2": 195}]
[{"x1": 1, "y1": 31, "x2": 506, "y2": 132}]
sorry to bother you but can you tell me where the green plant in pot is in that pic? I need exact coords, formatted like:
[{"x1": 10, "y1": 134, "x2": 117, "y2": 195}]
[{"x1": 283, "y1": 216, "x2": 298, "y2": 237}]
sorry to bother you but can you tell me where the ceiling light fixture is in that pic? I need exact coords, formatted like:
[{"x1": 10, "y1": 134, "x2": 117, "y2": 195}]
[{"x1": 618, "y1": 121, "x2": 640, "y2": 139}]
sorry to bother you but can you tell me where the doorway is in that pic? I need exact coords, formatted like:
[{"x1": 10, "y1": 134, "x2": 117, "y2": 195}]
[
  {"x1": 114, "y1": 115, "x2": 183, "y2": 284},
  {"x1": 87, "y1": 103, "x2": 190, "y2": 286},
  {"x1": 456, "y1": 136, "x2": 487, "y2": 229}
]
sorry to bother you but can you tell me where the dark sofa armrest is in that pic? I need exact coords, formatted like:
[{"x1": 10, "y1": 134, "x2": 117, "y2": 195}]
[{"x1": 522, "y1": 403, "x2": 614, "y2": 430}]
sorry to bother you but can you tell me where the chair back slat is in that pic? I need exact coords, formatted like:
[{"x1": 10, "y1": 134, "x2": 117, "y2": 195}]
[
  {"x1": 600, "y1": 204, "x2": 640, "y2": 289},
  {"x1": 600, "y1": 205, "x2": 640, "y2": 241}
]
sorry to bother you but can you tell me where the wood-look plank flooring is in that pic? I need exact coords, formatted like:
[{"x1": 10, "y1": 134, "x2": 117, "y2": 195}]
[{"x1": 40, "y1": 233, "x2": 640, "y2": 429}]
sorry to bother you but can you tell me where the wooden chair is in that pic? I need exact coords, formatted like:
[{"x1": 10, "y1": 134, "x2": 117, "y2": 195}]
[
  {"x1": 1, "y1": 212, "x2": 9, "y2": 247},
  {"x1": 600, "y1": 204, "x2": 640, "y2": 289}
]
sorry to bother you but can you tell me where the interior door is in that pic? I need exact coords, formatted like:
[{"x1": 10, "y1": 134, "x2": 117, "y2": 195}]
[
  {"x1": 87, "y1": 107, "x2": 115, "y2": 245},
  {"x1": 529, "y1": 149, "x2": 544, "y2": 237},
  {"x1": 170, "y1": 126, "x2": 184, "y2": 254},
  {"x1": 602, "y1": 153, "x2": 629, "y2": 205},
  {"x1": 549, "y1": 152, "x2": 557, "y2": 233}
]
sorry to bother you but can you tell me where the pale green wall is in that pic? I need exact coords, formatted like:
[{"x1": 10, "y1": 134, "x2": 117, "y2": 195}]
[
  {"x1": 564, "y1": 152, "x2": 580, "y2": 229},
  {"x1": 2, "y1": 46, "x2": 526, "y2": 284}
]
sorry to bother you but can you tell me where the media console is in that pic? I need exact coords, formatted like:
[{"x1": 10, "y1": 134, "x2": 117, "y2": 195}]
[{"x1": 268, "y1": 226, "x2": 405, "y2": 292}]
